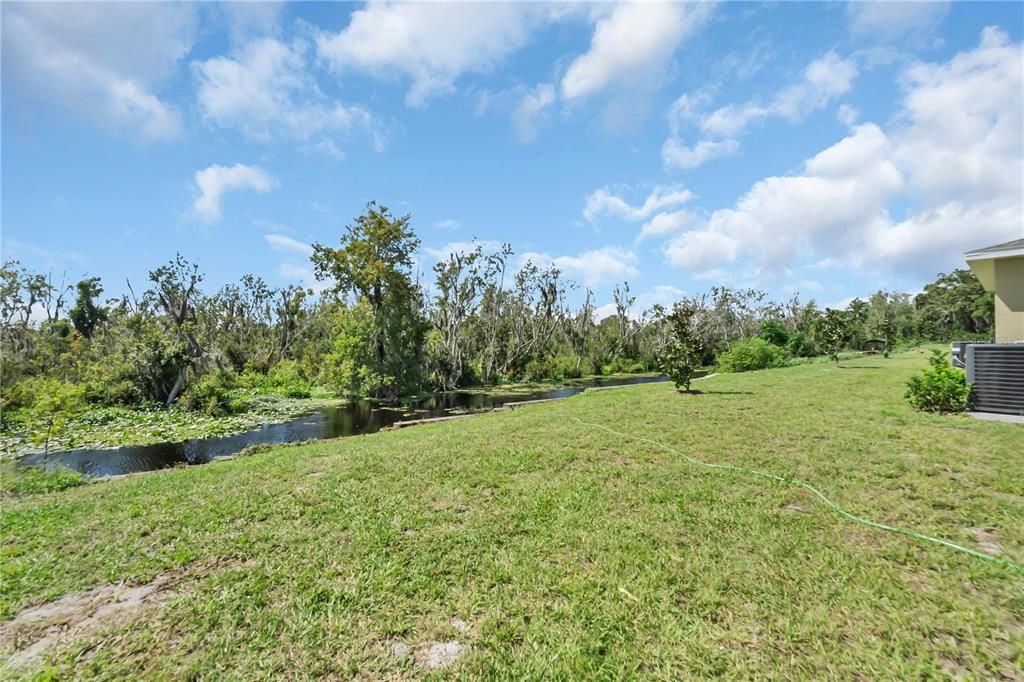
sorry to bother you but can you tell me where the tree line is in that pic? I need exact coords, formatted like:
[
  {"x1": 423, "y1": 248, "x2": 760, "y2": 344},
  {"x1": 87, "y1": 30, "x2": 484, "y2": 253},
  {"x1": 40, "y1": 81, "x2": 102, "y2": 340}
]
[{"x1": 1, "y1": 202, "x2": 994, "y2": 416}]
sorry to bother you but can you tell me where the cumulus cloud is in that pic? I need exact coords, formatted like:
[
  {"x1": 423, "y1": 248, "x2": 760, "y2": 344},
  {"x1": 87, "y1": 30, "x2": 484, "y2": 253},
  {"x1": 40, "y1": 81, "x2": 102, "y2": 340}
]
[
  {"x1": 193, "y1": 164, "x2": 277, "y2": 222},
  {"x1": 638, "y1": 210, "x2": 697, "y2": 242},
  {"x1": 316, "y1": 3, "x2": 549, "y2": 106},
  {"x1": 561, "y1": 3, "x2": 713, "y2": 101},
  {"x1": 663, "y1": 51, "x2": 859, "y2": 169},
  {"x1": 552, "y1": 246, "x2": 638, "y2": 286},
  {"x1": 583, "y1": 185, "x2": 694, "y2": 223},
  {"x1": 3, "y1": 3, "x2": 195, "y2": 139},
  {"x1": 663, "y1": 27, "x2": 1023, "y2": 279},
  {"x1": 195, "y1": 38, "x2": 378, "y2": 154},
  {"x1": 264, "y1": 233, "x2": 313, "y2": 257}
]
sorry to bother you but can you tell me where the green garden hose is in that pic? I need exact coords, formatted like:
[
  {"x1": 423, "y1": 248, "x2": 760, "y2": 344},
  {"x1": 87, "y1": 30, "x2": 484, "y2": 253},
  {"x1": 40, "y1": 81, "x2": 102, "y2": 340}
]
[{"x1": 571, "y1": 417, "x2": 1023, "y2": 573}]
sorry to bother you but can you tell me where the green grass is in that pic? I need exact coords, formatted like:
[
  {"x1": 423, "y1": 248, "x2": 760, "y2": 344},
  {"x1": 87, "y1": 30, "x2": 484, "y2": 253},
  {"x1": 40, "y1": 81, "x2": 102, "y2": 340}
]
[{"x1": 1, "y1": 349, "x2": 1021, "y2": 678}]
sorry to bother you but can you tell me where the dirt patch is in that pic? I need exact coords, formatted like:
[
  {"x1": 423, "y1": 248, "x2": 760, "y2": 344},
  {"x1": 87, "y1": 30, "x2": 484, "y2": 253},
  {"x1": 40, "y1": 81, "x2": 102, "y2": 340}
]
[
  {"x1": 967, "y1": 527, "x2": 1001, "y2": 555},
  {"x1": 391, "y1": 639, "x2": 468, "y2": 670},
  {"x1": 0, "y1": 575, "x2": 176, "y2": 671}
]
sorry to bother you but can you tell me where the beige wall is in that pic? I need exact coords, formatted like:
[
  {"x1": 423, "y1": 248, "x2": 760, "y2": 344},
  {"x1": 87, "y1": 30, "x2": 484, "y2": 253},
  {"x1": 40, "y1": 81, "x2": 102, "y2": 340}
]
[{"x1": 994, "y1": 256, "x2": 1024, "y2": 342}]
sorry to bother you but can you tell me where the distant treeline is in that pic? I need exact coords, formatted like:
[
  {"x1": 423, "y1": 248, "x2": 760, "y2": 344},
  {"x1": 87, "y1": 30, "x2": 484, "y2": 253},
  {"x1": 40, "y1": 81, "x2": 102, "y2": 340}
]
[{"x1": 0, "y1": 202, "x2": 993, "y2": 416}]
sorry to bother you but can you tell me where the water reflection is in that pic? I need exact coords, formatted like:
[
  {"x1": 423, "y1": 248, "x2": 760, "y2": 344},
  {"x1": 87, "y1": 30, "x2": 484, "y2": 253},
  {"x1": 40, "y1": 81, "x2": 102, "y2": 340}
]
[{"x1": 22, "y1": 375, "x2": 673, "y2": 477}]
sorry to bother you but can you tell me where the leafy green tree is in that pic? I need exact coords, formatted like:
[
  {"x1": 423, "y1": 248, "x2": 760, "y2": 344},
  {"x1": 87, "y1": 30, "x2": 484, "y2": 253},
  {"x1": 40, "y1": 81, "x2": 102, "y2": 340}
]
[
  {"x1": 68, "y1": 277, "x2": 107, "y2": 339},
  {"x1": 311, "y1": 202, "x2": 427, "y2": 398},
  {"x1": 431, "y1": 244, "x2": 485, "y2": 390},
  {"x1": 816, "y1": 309, "x2": 848, "y2": 364},
  {"x1": 26, "y1": 379, "x2": 86, "y2": 454},
  {"x1": 148, "y1": 254, "x2": 205, "y2": 404},
  {"x1": 913, "y1": 269, "x2": 994, "y2": 339},
  {"x1": 880, "y1": 315, "x2": 896, "y2": 358},
  {"x1": 846, "y1": 297, "x2": 869, "y2": 349},
  {"x1": 659, "y1": 300, "x2": 708, "y2": 392}
]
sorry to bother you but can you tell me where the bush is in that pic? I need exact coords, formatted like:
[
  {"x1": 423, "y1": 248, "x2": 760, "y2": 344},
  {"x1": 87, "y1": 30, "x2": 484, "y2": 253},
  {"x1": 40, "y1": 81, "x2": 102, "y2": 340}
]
[
  {"x1": 237, "y1": 360, "x2": 314, "y2": 398},
  {"x1": 758, "y1": 320, "x2": 789, "y2": 347},
  {"x1": 181, "y1": 369, "x2": 238, "y2": 416},
  {"x1": 905, "y1": 349, "x2": 971, "y2": 413},
  {"x1": 599, "y1": 359, "x2": 646, "y2": 376},
  {"x1": 717, "y1": 338, "x2": 787, "y2": 373},
  {"x1": 785, "y1": 331, "x2": 817, "y2": 358}
]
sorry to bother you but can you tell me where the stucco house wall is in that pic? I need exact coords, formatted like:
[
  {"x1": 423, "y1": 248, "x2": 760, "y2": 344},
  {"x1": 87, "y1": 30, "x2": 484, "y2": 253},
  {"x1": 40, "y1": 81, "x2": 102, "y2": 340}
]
[{"x1": 966, "y1": 239, "x2": 1024, "y2": 343}]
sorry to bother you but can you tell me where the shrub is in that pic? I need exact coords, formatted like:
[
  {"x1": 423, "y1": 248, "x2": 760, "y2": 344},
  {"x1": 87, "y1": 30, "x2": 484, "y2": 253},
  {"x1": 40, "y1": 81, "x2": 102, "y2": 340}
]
[
  {"x1": 599, "y1": 359, "x2": 646, "y2": 376},
  {"x1": 758, "y1": 320, "x2": 789, "y2": 347},
  {"x1": 181, "y1": 369, "x2": 238, "y2": 416},
  {"x1": 717, "y1": 338, "x2": 787, "y2": 373},
  {"x1": 905, "y1": 349, "x2": 971, "y2": 413},
  {"x1": 785, "y1": 331, "x2": 817, "y2": 358}
]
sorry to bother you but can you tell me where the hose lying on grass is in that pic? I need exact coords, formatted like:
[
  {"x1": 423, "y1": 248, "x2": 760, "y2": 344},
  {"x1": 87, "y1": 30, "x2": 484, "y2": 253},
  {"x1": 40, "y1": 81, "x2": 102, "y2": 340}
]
[{"x1": 571, "y1": 417, "x2": 1023, "y2": 573}]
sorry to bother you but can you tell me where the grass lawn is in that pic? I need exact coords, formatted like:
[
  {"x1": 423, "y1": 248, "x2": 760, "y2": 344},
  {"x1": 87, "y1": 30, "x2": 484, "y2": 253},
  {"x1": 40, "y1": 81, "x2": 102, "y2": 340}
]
[{"x1": 1, "y1": 349, "x2": 1021, "y2": 678}]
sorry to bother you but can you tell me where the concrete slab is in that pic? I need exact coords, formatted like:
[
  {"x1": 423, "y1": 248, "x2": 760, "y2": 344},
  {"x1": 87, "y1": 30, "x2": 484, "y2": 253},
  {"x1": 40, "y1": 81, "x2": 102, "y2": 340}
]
[{"x1": 967, "y1": 411, "x2": 1024, "y2": 425}]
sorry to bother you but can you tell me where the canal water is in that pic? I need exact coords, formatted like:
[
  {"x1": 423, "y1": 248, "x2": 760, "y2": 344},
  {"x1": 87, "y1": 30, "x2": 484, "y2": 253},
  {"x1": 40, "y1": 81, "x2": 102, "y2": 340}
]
[{"x1": 21, "y1": 375, "x2": 671, "y2": 477}]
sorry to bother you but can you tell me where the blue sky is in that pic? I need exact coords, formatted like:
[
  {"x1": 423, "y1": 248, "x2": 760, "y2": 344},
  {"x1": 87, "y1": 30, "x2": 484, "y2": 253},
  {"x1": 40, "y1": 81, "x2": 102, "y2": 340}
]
[{"x1": 3, "y1": 1, "x2": 1022, "y2": 317}]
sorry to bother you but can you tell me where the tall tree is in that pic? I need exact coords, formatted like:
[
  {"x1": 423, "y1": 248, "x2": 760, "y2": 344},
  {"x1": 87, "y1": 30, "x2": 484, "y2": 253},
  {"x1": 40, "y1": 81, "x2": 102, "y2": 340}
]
[
  {"x1": 311, "y1": 202, "x2": 426, "y2": 397},
  {"x1": 432, "y1": 244, "x2": 485, "y2": 390},
  {"x1": 68, "y1": 277, "x2": 108, "y2": 339},
  {"x1": 148, "y1": 254, "x2": 205, "y2": 404}
]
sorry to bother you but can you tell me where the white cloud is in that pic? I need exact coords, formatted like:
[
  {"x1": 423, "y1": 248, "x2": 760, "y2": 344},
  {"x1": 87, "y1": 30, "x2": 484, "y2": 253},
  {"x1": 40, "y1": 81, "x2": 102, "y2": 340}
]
[
  {"x1": 663, "y1": 28, "x2": 1023, "y2": 279},
  {"x1": 836, "y1": 103, "x2": 859, "y2": 126},
  {"x1": 424, "y1": 242, "x2": 638, "y2": 288},
  {"x1": 195, "y1": 38, "x2": 377, "y2": 154},
  {"x1": 193, "y1": 164, "x2": 277, "y2": 222},
  {"x1": 584, "y1": 185, "x2": 694, "y2": 222},
  {"x1": 553, "y1": 246, "x2": 639, "y2": 286},
  {"x1": 637, "y1": 210, "x2": 697, "y2": 242},
  {"x1": 511, "y1": 83, "x2": 556, "y2": 143},
  {"x1": 662, "y1": 137, "x2": 739, "y2": 169},
  {"x1": 424, "y1": 240, "x2": 502, "y2": 262},
  {"x1": 664, "y1": 51, "x2": 859, "y2": 169},
  {"x1": 3, "y1": 3, "x2": 195, "y2": 139},
  {"x1": 316, "y1": 3, "x2": 548, "y2": 106},
  {"x1": 561, "y1": 3, "x2": 712, "y2": 101},
  {"x1": 664, "y1": 230, "x2": 741, "y2": 278},
  {"x1": 432, "y1": 219, "x2": 461, "y2": 231},
  {"x1": 219, "y1": 1, "x2": 284, "y2": 44},
  {"x1": 594, "y1": 284, "x2": 686, "y2": 321},
  {"x1": 847, "y1": 1, "x2": 950, "y2": 42},
  {"x1": 891, "y1": 26, "x2": 1022, "y2": 205},
  {"x1": 264, "y1": 233, "x2": 313, "y2": 257}
]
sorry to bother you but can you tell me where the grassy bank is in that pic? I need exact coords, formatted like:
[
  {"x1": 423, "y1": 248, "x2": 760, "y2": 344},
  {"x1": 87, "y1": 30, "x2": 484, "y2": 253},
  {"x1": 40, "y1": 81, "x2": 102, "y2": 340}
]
[
  {"x1": 1, "y1": 349, "x2": 1021, "y2": 678},
  {"x1": 0, "y1": 374, "x2": 663, "y2": 460}
]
